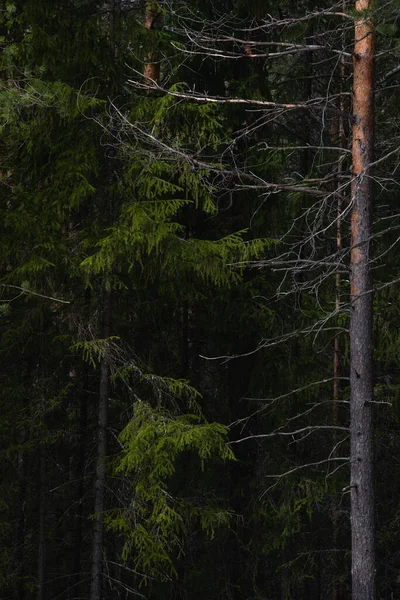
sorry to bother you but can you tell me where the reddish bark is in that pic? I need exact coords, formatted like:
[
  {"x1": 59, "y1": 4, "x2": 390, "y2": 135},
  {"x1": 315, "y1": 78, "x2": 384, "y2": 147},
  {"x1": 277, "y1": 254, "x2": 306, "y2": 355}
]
[
  {"x1": 350, "y1": 1, "x2": 375, "y2": 599},
  {"x1": 144, "y1": 2, "x2": 162, "y2": 83}
]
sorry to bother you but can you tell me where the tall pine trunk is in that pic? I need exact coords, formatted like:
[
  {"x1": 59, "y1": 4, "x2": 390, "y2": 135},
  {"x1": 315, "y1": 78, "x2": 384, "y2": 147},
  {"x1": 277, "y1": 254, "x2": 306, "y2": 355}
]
[
  {"x1": 90, "y1": 287, "x2": 112, "y2": 600},
  {"x1": 350, "y1": 1, "x2": 375, "y2": 598}
]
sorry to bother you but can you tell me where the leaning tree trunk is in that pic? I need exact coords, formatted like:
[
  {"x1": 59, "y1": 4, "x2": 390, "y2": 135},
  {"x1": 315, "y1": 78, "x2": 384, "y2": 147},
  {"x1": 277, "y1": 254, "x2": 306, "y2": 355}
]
[
  {"x1": 350, "y1": 1, "x2": 375, "y2": 599},
  {"x1": 90, "y1": 287, "x2": 112, "y2": 600}
]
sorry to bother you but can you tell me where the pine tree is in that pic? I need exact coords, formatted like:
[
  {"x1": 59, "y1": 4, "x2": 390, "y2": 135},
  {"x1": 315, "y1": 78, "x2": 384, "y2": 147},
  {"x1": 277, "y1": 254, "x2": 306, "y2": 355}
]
[{"x1": 349, "y1": 1, "x2": 375, "y2": 597}]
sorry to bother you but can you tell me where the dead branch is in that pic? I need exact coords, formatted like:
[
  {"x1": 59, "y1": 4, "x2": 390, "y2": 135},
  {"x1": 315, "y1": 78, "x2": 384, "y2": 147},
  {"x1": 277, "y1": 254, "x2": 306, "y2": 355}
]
[
  {"x1": 230, "y1": 425, "x2": 349, "y2": 445},
  {"x1": 0, "y1": 284, "x2": 70, "y2": 304}
]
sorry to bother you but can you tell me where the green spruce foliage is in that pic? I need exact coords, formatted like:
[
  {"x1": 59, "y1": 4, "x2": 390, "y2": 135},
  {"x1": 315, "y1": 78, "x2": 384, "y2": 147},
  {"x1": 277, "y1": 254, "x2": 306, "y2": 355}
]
[{"x1": 111, "y1": 399, "x2": 234, "y2": 579}]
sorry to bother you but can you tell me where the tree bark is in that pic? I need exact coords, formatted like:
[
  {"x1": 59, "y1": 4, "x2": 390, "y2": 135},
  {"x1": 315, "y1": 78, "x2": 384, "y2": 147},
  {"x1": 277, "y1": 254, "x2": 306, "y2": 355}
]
[
  {"x1": 144, "y1": 1, "x2": 162, "y2": 84},
  {"x1": 36, "y1": 443, "x2": 46, "y2": 600},
  {"x1": 15, "y1": 446, "x2": 26, "y2": 600},
  {"x1": 72, "y1": 363, "x2": 89, "y2": 595},
  {"x1": 182, "y1": 301, "x2": 190, "y2": 379},
  {"x1": 90, "y1": 287, "x2": 112, "y2": 600},
  {"x1": 350, "y1": 1, "x2": 375, "y2": 599}
]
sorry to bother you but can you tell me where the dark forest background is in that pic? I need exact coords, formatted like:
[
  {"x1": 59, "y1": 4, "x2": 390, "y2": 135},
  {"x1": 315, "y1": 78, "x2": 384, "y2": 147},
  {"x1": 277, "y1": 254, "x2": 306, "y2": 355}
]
[{"x1": 0, "y1": 1, "x2": 399, "y2": 598}]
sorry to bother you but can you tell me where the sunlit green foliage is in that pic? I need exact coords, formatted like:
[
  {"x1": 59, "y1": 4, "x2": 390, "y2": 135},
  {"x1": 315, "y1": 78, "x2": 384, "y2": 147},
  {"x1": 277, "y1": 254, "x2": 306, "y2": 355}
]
[{"x1": 109, "y1": 400, "x2": 234, "y2": 579}]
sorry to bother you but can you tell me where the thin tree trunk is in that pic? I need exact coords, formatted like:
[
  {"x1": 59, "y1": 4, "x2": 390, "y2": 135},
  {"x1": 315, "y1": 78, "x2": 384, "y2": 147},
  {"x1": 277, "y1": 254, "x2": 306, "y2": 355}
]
[
  {"x1": 144, "y1": 1, "x2": 162, "y2": 84},
  {"x1": 72, "y1": 288, "x2": 91, "y2": 597},
  {"x1": 333, "y1": 159, "x2": 344, "y2": 438},
  {"x1": 16, "y1": 446, "x2": 26, "y2": 600},
  {"x1": 332, "y1": 174, "x2": 343, "y2": 600},
  {"x1": 300, "y1": 24, "x2": 313, "y2": 176},
  {"x1": 74, "y1": 377, "x2": 88, "y2": 536},
  {"x1": 72, "y1": 365, "x2": 89, "y2": 595},
  {"x1": 332, "y1": 25, "x2": 346, "y2": 600},
  {"x1": 182, "y1": 301, "x2": 190, "y2": 379},
  {"x1": 350, "y1": 1, "x2": 375, "y2": 598},
  {"x1": 280, "y1": 568, "x2": 289, "y2": 600},
  {"x1": 37, "y1": 443, "x2": 46, "y2": 600},
  {"x1": 90, "y1": 287, "x2": 112, "y2": 600}
]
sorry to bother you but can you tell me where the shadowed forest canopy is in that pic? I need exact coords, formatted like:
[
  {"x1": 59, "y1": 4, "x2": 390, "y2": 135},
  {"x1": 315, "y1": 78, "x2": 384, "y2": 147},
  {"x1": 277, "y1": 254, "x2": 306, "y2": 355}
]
[{"x1": 0, "y1": 0, "x2": 399, "y2": 599}]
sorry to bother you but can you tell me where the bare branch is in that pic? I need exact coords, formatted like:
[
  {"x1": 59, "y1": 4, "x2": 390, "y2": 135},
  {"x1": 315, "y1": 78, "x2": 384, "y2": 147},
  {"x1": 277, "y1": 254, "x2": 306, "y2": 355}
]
[
  {"x1": 109, "y1": 102, "x2": 329, "y2": 197},
  {"x1": 0, "y1": 284, "x2": 71, "y2": 304},
  {"x1": 230, "y1": 425, "x2": 349, "y2": 445},
  {"x1": 171, "y1": 41, "x2": 352, "y2": 60},
  {"x1": 266, "y1": 457, "x2": 349, "y2": 479},
  {"x1": 128, "y1": 78, "x2": 350, "y2": 115},
  {"x1": 230, "y1": 377, "x2": 349, "y2": 428}
]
